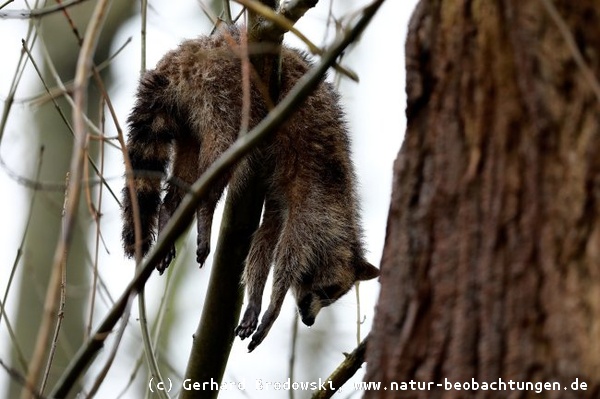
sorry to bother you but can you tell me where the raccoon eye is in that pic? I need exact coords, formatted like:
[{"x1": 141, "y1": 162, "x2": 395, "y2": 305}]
[
  {"x1": 300, "y1": 272, "x2": 314, "y2": 285},
  {"x1": 317, "y1": 285, "x2": 344, "y2": 300},
  {"x1": 298, "y1": 293, "x2": 315, "y2": 310}
]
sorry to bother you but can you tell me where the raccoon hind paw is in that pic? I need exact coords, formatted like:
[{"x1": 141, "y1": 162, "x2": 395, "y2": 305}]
[
  {"x1": 247, "y1": 323, "x2": 269, "y2": 352},
  {"x1": 155, "y1": 244, "x2": 176, "y2": 274},
  {"x1": 196, "y1": 237, "x2": 210, "y2": 267},
  {"x1": 235, "y1": 305, "x2": 260, "y2": 340}
]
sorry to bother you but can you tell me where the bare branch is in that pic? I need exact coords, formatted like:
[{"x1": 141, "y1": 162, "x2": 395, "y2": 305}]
[
  {"x1": 0, "y1": 359, "x2": 46, "y2": 399},
  {"x1": 0, "y1": 147, "x2": 44, "y2": 375},
  {"x1": 311, "y1": 336, "x2": 369, "y2": 399},
  {"x1": 235, "y1": 0, "x2": 358, "y2": 81}
]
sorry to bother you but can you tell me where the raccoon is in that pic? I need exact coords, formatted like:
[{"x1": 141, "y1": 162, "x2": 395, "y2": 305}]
[{"x1": 121, "y1": 25, "x2": 379, "y2": 351}]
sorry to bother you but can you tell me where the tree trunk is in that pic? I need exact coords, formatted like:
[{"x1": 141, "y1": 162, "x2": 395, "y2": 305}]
[{"x1": 365, "y1": 1, "x2": 600, "y2": 398}]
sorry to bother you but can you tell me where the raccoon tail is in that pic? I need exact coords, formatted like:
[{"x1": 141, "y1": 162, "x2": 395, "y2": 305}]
[{"x1": 121, "y1": 71, "x2": 173, "y2": 258}]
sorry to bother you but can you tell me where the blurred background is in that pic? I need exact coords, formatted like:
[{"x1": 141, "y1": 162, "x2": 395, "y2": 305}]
[{"x1": 0, "y1": 0, "x2": 417, "y2": 397}]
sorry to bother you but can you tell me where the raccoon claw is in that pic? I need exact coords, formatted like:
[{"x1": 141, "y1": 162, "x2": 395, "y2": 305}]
[
  {"x1": 156, "y1": 244, "x2": 176, "y2": 274},
  {"x1": 247, "y1": 324, "x2": 268, "y2": 352},
  {"x1": 235, "y1": 307, "x2": 259, "y2": 339},
  {"x1": 236, "y1": 305, "x2": 271, "y2": 352},
  {"x1": 234, "y1": 324, "x2": 254, "y2": 340},
  {"x1": 196, "y1": 241, "x2": 210, "y2": 267}
]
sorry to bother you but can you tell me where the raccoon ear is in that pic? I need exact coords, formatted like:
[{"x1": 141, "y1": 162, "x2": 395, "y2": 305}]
[{"x1": 356, "y1": 260, "x2": 380, "y2": 281}]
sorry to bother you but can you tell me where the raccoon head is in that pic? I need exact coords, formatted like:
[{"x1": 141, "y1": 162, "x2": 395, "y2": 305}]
[{"x1": 292, "y1": 260, "x2": 379, "y2": 326}]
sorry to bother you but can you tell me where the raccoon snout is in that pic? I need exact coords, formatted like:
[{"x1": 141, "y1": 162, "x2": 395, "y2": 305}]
[
  {"x1": 300, "y1": 315, "x2": 315, "y2": 326},
  {"x1": 298, "y1": 305, "x2": 317, "y2": 326},
  {"x1": 297, "y1": 293, "x2": 320, "y2": 326}
]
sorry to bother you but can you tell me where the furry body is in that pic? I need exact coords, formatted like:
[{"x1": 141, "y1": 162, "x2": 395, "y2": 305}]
[{"x1": 121, "y1": 26, "x2": 379, "y2": 351}]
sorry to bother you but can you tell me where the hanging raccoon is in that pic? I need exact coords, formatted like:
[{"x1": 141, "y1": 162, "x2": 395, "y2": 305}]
[{"x1": 121, "y1": 25, "x2": 379, "y2": 352}]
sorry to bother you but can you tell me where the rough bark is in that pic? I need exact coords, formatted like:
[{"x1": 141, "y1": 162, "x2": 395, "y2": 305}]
[{"x1": 365, "y1": 1, "x2": 600, "y2": 398}]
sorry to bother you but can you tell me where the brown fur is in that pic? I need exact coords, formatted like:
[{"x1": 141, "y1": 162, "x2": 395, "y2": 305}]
[{"x1": 121, "y1": 25, "x2": 379, "y2": 351}]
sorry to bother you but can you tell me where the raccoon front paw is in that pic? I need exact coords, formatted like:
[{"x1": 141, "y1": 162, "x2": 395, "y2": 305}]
[
  {"x1": 247, "y1": 324, "x2": 268, "y2": 352},
  {"x1": 156, "y1": 244, "x2": 176, "y2": 274},
  {"x1": 235, "y1": 306, "x2": 259, "y2": 339},
  {"x1": 196, "y1": 236, "x2": 211, "y2": 267}
]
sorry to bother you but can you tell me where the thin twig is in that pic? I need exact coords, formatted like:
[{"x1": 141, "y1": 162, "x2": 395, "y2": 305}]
[
  {"x1": 19, "y1": 171, "x2": 69, "y2": 399},
  {"x1": 36, "y1": 0, "x2": 135, "y2": 238},
  {"x1": 151, "y1": 261, "x2": 177, "y2": 356},
  {"x1": 222, "y1": 30, "x2": 276, "y2": 110},
  {"x1": 288, "y1": 313, "x2": 299, "y2": 399},
  {"x1": 21, "y1": 39, "x2": 103, "y2": 140},
  {"x1": 0, "y1": 0, "x2": 40, "y2": 145},
  {"x1": 115, "y1": 349, "x2": 145, "y2": 399},
  {"x1": 145, "y1": 254, "x2": 180, "y2": 399},
  {"x1": 223, "y1": 0, "x2": 232, "y2": 23},
  {"x1": 198, "y1": 1, "x2": 220, "y2": 27},
  {"x1": 311, "y1": 336, "x2": 369, "y2": 399},
  {"x1": 85, "y1": 295, "x2": 134, "y2": 398},
  {"x1": 0, "y1": 0, "x2": 15, "y2": 10},
  {"x1": 86, "y1": 99, "x2": 107, "y2": 339},
  {"x1": 135, "y1": 0, "x2": 169, "y2": 396},
  {"x1": 0, "y1": 151, "x2": 125, "y2": 193},
  {"x1": 39, "y1": 1, "x2": 135, "y2": 218},
  {"x1": 21, "y1": 39, "x2": 121, "y2": 204},
  {"x1": 235, "y1": 0, "x2": 358, "y2": 81},
  {"x1": 140, "y1": 0, "x2": 147, "y2": 74},
  {"x1": 56, "y1": 0, "x2": 84, "y2": 45},
  {"x1": 354, "y1": 281, "x2": 361, "y2": 345},
  {"x1": 38, "y1": 175, "x2": 69, "y2": 395},
  {"x1": 20, "y1": 37, "x2": 132, "y2": 108},
  {"x1": 138, "y1": 287, "x2": 170, "y2": 399},
  {"x1": 34, "y1": 0, "x2": 136, "y2": 225},
  {"x1": 0, "y1": 359, "x2": 45, "y2": 399},
  {"x1": 240, "y1": 25, "x2": 252, "y2": 134},
  {"x1": 0, "y1": 147, "x2": 45, "y2": 375}
]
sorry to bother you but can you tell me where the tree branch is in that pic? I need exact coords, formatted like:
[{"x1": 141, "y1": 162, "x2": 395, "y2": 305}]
[
  {"x1": 235, "y1": 0, "x2": 358, "y2": 81},
  {"x1": 179, "y1": 172, "x2": 266, "y2": 399},
  {"x1": 312, "y1": 336, "x2": 369, "y2": 399},
  {"x1": 180, "y1": 3, "x2": 282, "y2": 398}
]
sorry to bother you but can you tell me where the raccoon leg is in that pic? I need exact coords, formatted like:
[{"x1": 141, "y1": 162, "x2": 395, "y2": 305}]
[
  {"x1": 235, "y1": 199, "x2": 280, "y2": 339},
  {"x1": 155, "y1": 190, "x2": 180, "y2": 273},
  {"x1": 195, "y1": 191, "x2": 226, "y2": 266},
  {"x1": 246, "y1": 215, "x2": 309, "y2": 351},
  {"x1": 156, "y1": 136, "x2": 200, "y2": 273},
  {"x1": 247, "y1": 270, "x2": 290, "y2": 352},
  {"x1": 194, "y1": 158, "x2": 235, "y2": 266}
]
